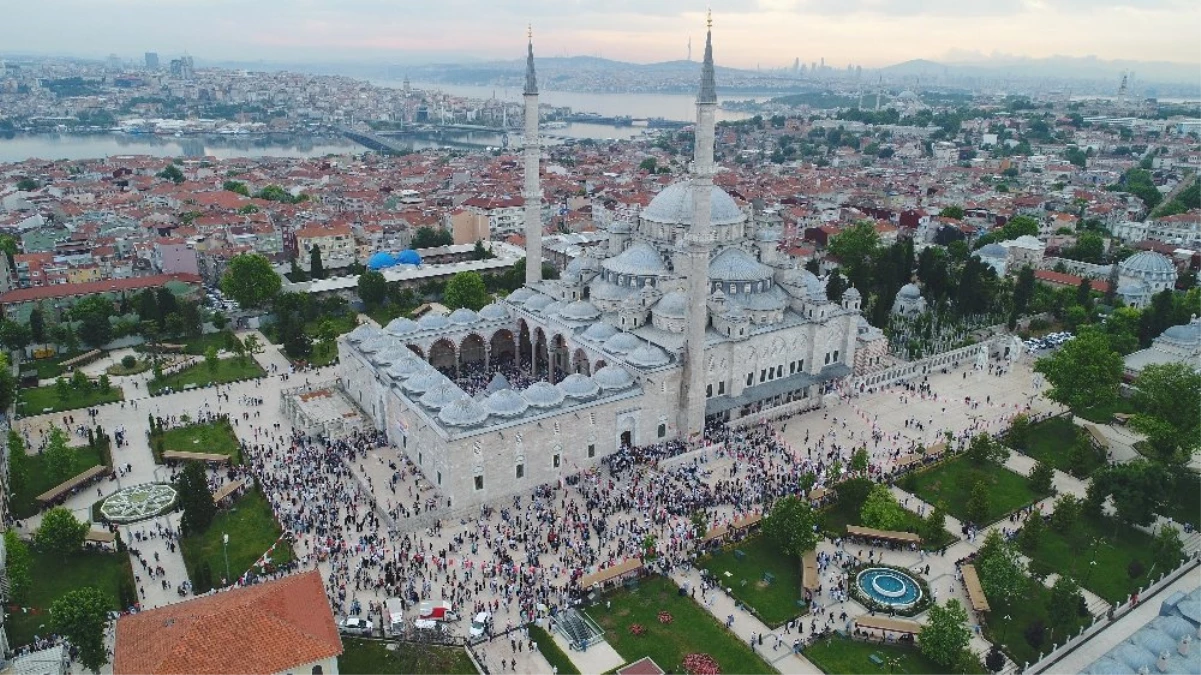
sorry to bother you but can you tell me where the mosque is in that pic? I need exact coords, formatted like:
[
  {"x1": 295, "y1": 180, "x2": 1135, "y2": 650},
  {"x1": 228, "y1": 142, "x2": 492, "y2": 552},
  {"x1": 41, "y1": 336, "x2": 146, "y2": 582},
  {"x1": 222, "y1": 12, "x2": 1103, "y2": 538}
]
[{"x1": 337, "y1": 22, "x2": 872, "y2": 507}]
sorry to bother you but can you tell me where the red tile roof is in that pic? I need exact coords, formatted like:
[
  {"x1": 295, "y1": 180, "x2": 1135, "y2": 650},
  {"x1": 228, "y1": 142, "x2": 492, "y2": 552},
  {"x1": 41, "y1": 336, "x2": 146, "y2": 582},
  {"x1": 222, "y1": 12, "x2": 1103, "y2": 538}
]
[
  {"x1": 0, "y1": 274, "x2": 201, "y2": 304},
  {"x1": 114, "y1": 570, "x2": 341, "y2": 675},
  {"x1": 1033, "y1": 270, "x2": 1112, "y2": 293}
]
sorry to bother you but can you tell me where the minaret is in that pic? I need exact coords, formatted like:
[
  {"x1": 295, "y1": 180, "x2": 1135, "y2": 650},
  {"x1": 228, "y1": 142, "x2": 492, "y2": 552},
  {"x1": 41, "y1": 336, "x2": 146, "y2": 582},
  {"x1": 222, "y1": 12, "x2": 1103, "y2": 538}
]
[
  {"x1": 523, "y1": 26, "x2": 543, "y2": 286},
  {"x1": 680, "y1": 12, "x2": 718, "y2": 439}
]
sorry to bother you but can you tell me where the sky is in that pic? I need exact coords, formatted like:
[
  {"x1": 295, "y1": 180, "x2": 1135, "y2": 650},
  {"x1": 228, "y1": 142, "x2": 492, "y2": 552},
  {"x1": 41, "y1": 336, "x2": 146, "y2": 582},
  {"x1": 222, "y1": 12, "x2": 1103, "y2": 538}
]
[{"x1": 3, "y1": 0, "x2": 1200, "y2": 69}]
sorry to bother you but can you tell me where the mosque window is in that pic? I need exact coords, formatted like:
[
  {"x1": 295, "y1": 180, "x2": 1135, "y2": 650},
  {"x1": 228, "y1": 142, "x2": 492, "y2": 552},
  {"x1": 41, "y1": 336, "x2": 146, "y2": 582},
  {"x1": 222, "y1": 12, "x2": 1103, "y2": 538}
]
[
  {"x1": 588, "y1": 444, "x2": 596, "y2": 458},
  {"x1": 834, "y1": 350, "x2": 840, "y2": 361},
  {"x1": 553, "y1": 421, "x2": 560, "y2": 435},
  {"x1": 760, "y1": 369, "x2": 767, "y2": 383},
  {"x1": 706, "y1": 384, "x2": 713, "y2": 397},
  {"x1": 552, "y1": 454, "x2": 561, "y2": 469},
  {"x1": 657, "y1": 424, "x2": 666, "y2": 438},
  {"x1": 474, "y1": 475, "x2": 483, "y2": 491},
  {"x1": 718, "y1": 381, "x2": 726, "y2": 395},
  {"x1": 746, "y1": 373, "x2": 753, "y2": 386},
  {"x1": 418, "y1": 453, "x2": 423, "y2": 465},
  {"x1": 515, "y1": 464, "x2": 524, "y2": 479},
  {"x1": 790, "y1": 361, "x2": 796, "y2": 375}
]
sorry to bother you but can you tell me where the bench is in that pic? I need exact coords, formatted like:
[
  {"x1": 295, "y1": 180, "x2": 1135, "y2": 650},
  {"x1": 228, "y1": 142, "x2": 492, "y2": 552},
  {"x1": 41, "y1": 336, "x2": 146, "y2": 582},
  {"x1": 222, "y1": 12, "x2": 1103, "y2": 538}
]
[{"x1": 869, "y1": 654, "x2": 884, "y2": 666}]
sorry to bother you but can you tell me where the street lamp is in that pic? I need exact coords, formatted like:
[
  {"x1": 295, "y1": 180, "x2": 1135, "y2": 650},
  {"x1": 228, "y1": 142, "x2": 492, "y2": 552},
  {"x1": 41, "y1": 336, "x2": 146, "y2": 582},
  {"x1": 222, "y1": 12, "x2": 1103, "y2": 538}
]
[
  {"x1": 222, "y1": 532, "x2": 231, "y2": 586},
  {"x1": 1001, "y1": 614, "x2": 1013, "y2": 646}
]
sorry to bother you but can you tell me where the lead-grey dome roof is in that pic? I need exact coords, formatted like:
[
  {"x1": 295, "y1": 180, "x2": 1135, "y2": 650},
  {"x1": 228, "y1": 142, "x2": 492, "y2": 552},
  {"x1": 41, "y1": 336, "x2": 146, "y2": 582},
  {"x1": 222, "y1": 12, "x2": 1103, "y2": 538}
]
[
  {"x1": 417, "y1": 313, "x2": 451, "y2": 330},
  {"x1": 582, "y1": 322, "x2": 619, "y2": 341},
  {"x1": 479, "y1": 303, "x2": 509, "y2": 320},
  {"x1": 779, "y1": 267, "x2": 823, "y2": 296},
  {"x1": 1149, "y1": 616, "x2": 1194, "y2": 640},
  {"x1": 710, "y1": 247, "x2": 774, "y2": 283},
  {"x1": 977, "y1": 243, "x2": 1008, "y2": 257},
  {"x1": 590, "y1": 281, "x2": 636, "y2": 302},
  {"x1": 560, "y1": 300, "x2": 602, "y2": 321},
  {"x1": 388, "y1": 355, "x2": 429, "y2": 380},
  {"x1": 507, "y1": 288, "x2": 535, "y2": 304},
  {"x1": 654, "y1": 290, "x2": 688, "y2": 318},
  {"x1": 1112, "y1": 643, "x2": 1156, "y2": 672},
  {"x1": 359, "y1": 335, "x2": 393, "y2": 354},
  {"x1": 1087, "y1": 658, "x2": 1136, "y2": 675},
  {"x1": 602, "y1": 242, "x2": 669, "y2": 276},
  {"x1": 603, "y1": 332, "x2": 642, "y2": 354},
  {"x1": 898, "y1": 283, "x2": 922, "y2": 299},
  {"x1": 484, "y1": 388, "x2": 528, "y2": 417},
  {"x1": 594, "y1": 365, "x2": 634, "y2": 390},
  {"x1": 627, "y1": 343, "x2": 670, "y2": 368},
  {"x1": 439, "y1": 397, "x2": 489, "y2": 428},
  {"x1": 346, "y1": 324, "x2": 377, "y2": 344},
  {"x1": 448, "y1": 308, "x2": 479, "y2": 325},
  {"x1": 404, "y1": 370, "x2": 451, "y2": 394},
  {"x1": 522, "y1": 381, "x2": 565, "y2": 408},
  {"x1": 730, "y1": 286, "x2": 788, "y2": 311},
  {"x1": 419, "y1": 383, "x2": 462, "y2": 410},
  {"x1": 558, "y1": 373, "x2": 600, "y2": 399},
  {"x1": 524, "y1": 294, "x2": 554, "y2": 312},
  {"x1": 1120, "y1": 251, "x2": 1174, "y2": 276},
  {"x1": 372, "y1": 345, "x2": 409, "y2": 367},
  {"x1": 1162, "y1": 322, "x2": 1201, "y2": 344},
  {"x1": 385, "y1": 317, "x2": 419, "y2": 336},
  {"x1": 642, "y1": 181, "x2": 744, "y2": 226}
]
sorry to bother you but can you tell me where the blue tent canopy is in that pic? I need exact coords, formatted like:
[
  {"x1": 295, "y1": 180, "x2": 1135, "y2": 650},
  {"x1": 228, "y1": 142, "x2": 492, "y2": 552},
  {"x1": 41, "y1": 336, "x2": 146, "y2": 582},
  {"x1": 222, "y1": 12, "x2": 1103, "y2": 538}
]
[
  {"x1": 367, "y1": 251, "x2": 396, "y2": 270},
  {"x1": 396, "y1": 249, "x2": 422, "y2": 265}
]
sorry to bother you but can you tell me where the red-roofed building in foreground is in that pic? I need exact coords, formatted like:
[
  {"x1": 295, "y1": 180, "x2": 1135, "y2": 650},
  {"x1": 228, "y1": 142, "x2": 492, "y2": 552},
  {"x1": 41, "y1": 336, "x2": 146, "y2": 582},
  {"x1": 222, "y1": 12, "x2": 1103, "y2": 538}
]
[{"x1": 114, "y1": 570, "x2": 342, "y2": 675}]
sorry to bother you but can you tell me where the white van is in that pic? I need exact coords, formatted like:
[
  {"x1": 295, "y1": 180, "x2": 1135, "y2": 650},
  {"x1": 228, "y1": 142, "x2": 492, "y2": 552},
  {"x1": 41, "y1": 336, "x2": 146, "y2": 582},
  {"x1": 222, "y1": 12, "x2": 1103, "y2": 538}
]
[{"x1": 384, "y1": 598, "x2": 405, "y2": 636}]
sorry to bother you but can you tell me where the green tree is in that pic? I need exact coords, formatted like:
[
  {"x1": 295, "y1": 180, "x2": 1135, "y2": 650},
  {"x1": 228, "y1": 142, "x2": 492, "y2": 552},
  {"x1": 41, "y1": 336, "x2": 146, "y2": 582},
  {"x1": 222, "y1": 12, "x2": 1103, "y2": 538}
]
[
  {"x1": 966, "y1": 479, "x2": 991, "y2": 523},
  {"x1": 34, "y1": 506, "x2": 88, "y2": 554},
  {"x1": 98, "y1": 373, "x2": 111, "y2": 393},
  {"x1": 72, "y1": 295, "x2": 114, "y2": 347},
  {"x1": 3, "y1": 530, "x2": 32, "y2": 603},
  {"x1": 222, "y1": 179, "x2": 250, "y2": 196},
  {"x1": 850, "y1": 447, "x2": 869, "y2": 474},
  {"x1": 357, "y1": 270, "x2": 387, "y2": 308},
  {"x1": 7, "y1": 429, "x2": 27, "y2": 497},
  {"x1": 71, "y1": 369, "x2": 89, "y2": 391},
  {"x1": 939, "y1": 205, "x2": 965, "y2": 220},
  {"x1": 1029, "y1": 460, "x2": 1054, "y2": 494},
  {"x1": 1050, "y1": 494, "x2": 1082, "y2": 533},
  {"x1": 50, "y1": 586, "x2": 110, "y2": 673},
  {"x1": 315, "y1": 319, "x2": 340, "y2": 359},
  {"x1": 243, "y1": 334, "x2": 262, "y2": 357},
  {"x1": 176, "y1": 461, "x2": 216, "y2": 536},
  {"x1": 825, "y1": 268, "x2": 847, "y2": 304},
  {"x1": 43, "y1": 426, "x2": 74, "y2": 484},
  {"x1": 1018, "y1": 510, "x2": 1046, "y2": 552},
  {"x1": 860, "y1": 483, "x2": 908, "y2": 531},
  {"x1": 966, "y1": 433, "x2": 1009, "y2": 466},
  {"x1": 55, "y1": 376, "x2": 71, "y2": 403},
  {"x1": 762, "y1": 495, "x2": 819, "y2": 557},
  {"x1": 157, "y1": 164, "x2": 185, "y2": 184},
  {"x1": 922, "y1": 505, "x2": 948, "y2": 543},
  {"x1": 1007, "y1": 413, "x2": 1031, "y2": 449},
  {"x1": 976, "y1": 530, "x2": 1025, "y2": 605},
  {"x1": 204, "y1": 344, "x2": 219, "y2": 375},
  {"x1": 220, "y1": 253, "x2": 281, "y2": 309},
  {"x1": 309, "y1": 245, "x2": 325, "y2": 280},
  {"x1": 29, "y1": 306, "x2": 46, "y2": 343},
  {"x1": 827, "y1": 221, "x2": 880, "y2": 291},
  {"x1": 15, "y1": 178, "x2": 39, "y2": 192},
  {"x1": 919, "y1": 599, "x2": 972, "y2": 668},
  {"x1": 411, "y1": 226, "x2": 453, "y2": 249},
  {"x1": 1065, "y1": 232, "x2": 1105, "y2": 264},
  {"x1": 1034, "y1": 328, "x2": 1123, "y2": 413},
  {"x1": 638, "y1": 157, "x2": 657, "y2": 172},
  {"x1": 1000, "y1": 215, "x2": 1040, "y2": 240},
  {"x1": 1151, "y1": 526, "x2": 1183, "y2": 571},
  {"x1": 1085, "y1": 460, "x2": 1171, "y2": 528},
  {"x1": 1130, "y1": 363, "x2": 1201, "y2": 463},
  {"x1": 985, "y1": 645, "x2": 1006, "y2": 673},
  {"x1": 0, "y1": 319, "x2": 31, "y2": 352},
  {"x1": 444, "y1": 271, "x2": 490, "y2": 311},
  {"x1": 1048, "y1": 575, "x2": 1083, "y2": 629}
]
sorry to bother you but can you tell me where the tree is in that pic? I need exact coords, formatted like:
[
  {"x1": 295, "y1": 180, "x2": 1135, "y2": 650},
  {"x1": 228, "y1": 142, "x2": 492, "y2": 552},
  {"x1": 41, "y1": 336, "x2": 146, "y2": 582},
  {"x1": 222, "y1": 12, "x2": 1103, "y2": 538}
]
[
  {"x1": 220, "y1": 253, "x2": 281, "y2": 309},
  {"x1": 72, "y1": 295, "x2": 114, "y2": 347},
  {"x1": 825, "y1": 269, "x2": 847, "y2": 304},
  {"x1": 1152, "y1": 526, "x2": 1183, "y2": 571},
  {"x1": 444, "y1": 271, "x2": 490, "y2": 311},
  {"x1": 939, "y1": 205, "x2": 965, "y2": 220},
  {"x1": 1066, "y1": 232, "x2": 1105, "y2": 264},
  {"x1": 1007, "y1": 413, "x2": 1031, "y2": 449},
  {"x1": 922, "y1": 505, "x2": 948, "y2": 543},
  {"x1": 966, "y1": 479, "x2": 991, "y2": 524},
  {"x1": 1048, "y1": 575, "x2": 1084, "y2": 630},
  {"x1": 29, "y1": 306, "x2": 45, "y2": 343},
  {"x1": 966, "y1": 433, "x2": 1009, "y2": 466},
  {"x1": 35, "y1": 506, "x2": 88, "y2": 554},
  {"x1": 1034, "y1": 329, "x2": 1123, "y2": 413},
  {"x1": 204, "y1": 344, "x2": 219, "y2": 375},
  {"x1": 850, "y1": 447, "x2": 869, "y2": 474},
  {"x1": 976, "y1": 530, "x2": 1025, "y2": 605},
  {"x1": 98, "y1": 373, "x2": 111, "y2": 393},
  {"x1": 0, "y1": 318, "x2": 31, "y2": 352},
  {"x1": 1050, "y1": 494, "x2": 1082, "y2": 533},
  {"x1": 222, "y1": 180, "x2": 250, "y2": 196},
  {"x1": 919, "y1": 599, "x2": 972, "y2": 668},
  {"x1": 1000, "y1": 215, "x2": 1040, "y2": 240},
  {"x1": 243, "y1": 334, "x2": 262, "y2": 357},
  {"x1": 7, "y1": 430, "x2": 27, "y2": 498},
  {"x1": 1029, "y1": 460, "x2": 1054, "y2": 494},
  {"x1": 44, "y1": 426, "x2": 74, "y2": 484},
  {"x1": 639, "y1": 157, "x2": 657, "y2": 173},
  {"x1": 1130, "y1": 363, "x2": 1201, "y2": 463},
  {"x1": 176, "y1": 461, "x2": 216, "y2": 536},
  {"x1": 3, "y1": 530, "x2": 31, "y2": 603},
  {"x1": 309, "y1": 245, "x2": 325, "y2": 280},
  {"x1": 411, "y1": 226, "x2": 453, "y2": 249},
  {"x1": 157, "y1": 164, "x2": 185, "y2": 184},
  {"x1": 762, "y1": 495, "x2": 819, "y2": 557},
  {"x1": 55, "y1": 376, "x2": 71, "y2": 403},
  {"x1": 1086, "y1": 460, "x2": 1171, "y2": 528},
  {"x1": 357, "y1": 271, "x2": 387, "y2": 308},
  {"x1": 827, "y1": 221, "x2": 879, "y2": 291},
  {"x1": 860, "y1": 484, "x2": 907, "y2": 531},
  {"x1": 15, "y1": 178, "x2": 39, "y2": 192},
  {"x1": 985, "y1": 645, "x2": 1006, "y2": 673},
  {"x1": 51, "y1": 586, "x2": 110, "y2": 673},
  {"x1": 1018, "y1": 510, "x2": 1046, "y2": 552},
  {"x1": 315, "y1": 319, "x2": 340, "y2": 359}
]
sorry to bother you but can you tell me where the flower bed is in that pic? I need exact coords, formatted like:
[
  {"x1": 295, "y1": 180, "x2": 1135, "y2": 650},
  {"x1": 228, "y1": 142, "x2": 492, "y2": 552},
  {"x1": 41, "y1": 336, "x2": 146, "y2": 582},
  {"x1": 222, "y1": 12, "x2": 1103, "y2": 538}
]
[
  {"x1": 98, "y1": 483, "x2": 179, "y2": 523},
  {"x1": 658, "y1": 611, "x2": 673, "y2": 624},
  {"x1": 682, "y1": 653, "x2": 721, "y2": 675}
]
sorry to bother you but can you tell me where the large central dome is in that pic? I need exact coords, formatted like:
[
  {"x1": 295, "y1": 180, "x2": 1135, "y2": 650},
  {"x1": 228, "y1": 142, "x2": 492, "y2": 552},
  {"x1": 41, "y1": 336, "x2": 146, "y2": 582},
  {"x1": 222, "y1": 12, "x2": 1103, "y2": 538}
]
[{"x1": 642, "y1": 180, "x2": 744, "y2": 226}]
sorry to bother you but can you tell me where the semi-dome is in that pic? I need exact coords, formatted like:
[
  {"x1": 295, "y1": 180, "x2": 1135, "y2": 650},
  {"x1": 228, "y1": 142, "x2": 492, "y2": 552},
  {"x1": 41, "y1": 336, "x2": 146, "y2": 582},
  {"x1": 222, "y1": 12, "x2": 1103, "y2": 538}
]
[
  {"x1": 524, "y1": 294, "x2": 554, "y2": 312},
  {"x1": 565, "y1": 257, "x2": 589, "y2": 275},
  {"x1": 448, "y1": 308, "x2": 479, "y2": 325},
  {"x1": 710, "y1": 247, "x2": 773, "y2": 283},
  {"x1": 1162, "y1": 322, "x2": 1201, "y2": 344},
  {"x1": 590, "y1": 281, "x2": 636, "y2": 302},
  {"x1": 522, "y1": 381, "x2": 565, "y2": 408},
  {"x1": 507, "y1": 288, "x2": 535, "y2": 304},
  {"x1": 385, "y1": 317, "x2": 419, "y2": 336},
  {"x1": 779, "y1": 267, "x2": 823, "y2": 297},
  {"x1": 603, "y1": 332, "x2": 643, "y2": 354},
  {"x1": 417, "y1": 313, "x2": 451, "y2": 330},
  {"x1": 1121, "y1": 251, "x2": 1174, "y2": 276},
  {"x1": 582, "y1": 322, "x2": 619, "y2": 341},
  {"x1": 558, "y1": 373, "x2": 600, "y2": 399},
  {"x1": 484, "y1": 373, "x2": 510, "y2": 394},
  {"x1": 484, "y1": 388, "x2": 528, "y2": 417},
  {"x1": 642, "y1": 181, "x2": 744, "y2": 226},
  {"x1": 404, "y1": 370, "x2": 451, "y2": 394},
  {"x1": 359, "y1": 335, "x2": 393, "y2": 354},
  {"x1": 560, "y1": 300, "x2": 602, "y2": 321},
  {"x1": 395, "y1": 249, "x2": 422, "y2": 265},
  {"x1": 419, "y1": 383, "x2": 462, "y2": 410},
  {"x1": 388, "y1": 355, "x2": 429, "y2": 380},
  {"x1": 731, "y1": 287, "x2": 788, "y2": 311},
  {"x1": 593, "y1": 365, "x2": 634, "y2": 390},
  {"x1": 627, "y1": 343, "x2": 670, "y2": 368},
  {"x1": 654, "y1": 290, "x2": 688, "y2": 318},
  {"x1": 542, "y1": 300, "x2": 565, "y2": 316},
  {"x1": 439, "y1": 397, "x2": 489, "y2": 428},
  {"x1": 346, "y1": 324, "x2": 376, "y2": 344},
  {"x1": 479, "y1": 303, "x2": 509, "y2": 320},
  {"x1": 602, "y1": 241, "x2": 669, "y2": 276},
  {"x1": 898, "y1": 283, "x2": 922, "y2": 299}
]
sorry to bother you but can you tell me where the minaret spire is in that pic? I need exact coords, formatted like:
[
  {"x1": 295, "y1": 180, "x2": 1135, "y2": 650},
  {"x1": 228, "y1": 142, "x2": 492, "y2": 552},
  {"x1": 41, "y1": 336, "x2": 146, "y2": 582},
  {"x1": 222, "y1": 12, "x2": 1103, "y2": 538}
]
[
  {"x1": 522, "y1": 28, "x2": 543, "y2": 286},
  {"x1": 698, "y1": 11, "x2": 716, "y2": 105}
]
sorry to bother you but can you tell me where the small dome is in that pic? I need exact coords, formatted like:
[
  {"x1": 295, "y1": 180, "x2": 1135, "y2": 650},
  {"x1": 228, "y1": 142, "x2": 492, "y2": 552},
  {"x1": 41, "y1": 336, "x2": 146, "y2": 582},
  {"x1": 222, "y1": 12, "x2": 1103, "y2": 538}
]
[
  {"x1": 507, "y1": 288, "x2": 535, "y2": 304},
  {"x1": 542, "y1": 300, "x2": 565, "y2": 316},
  {"x1": 417, "y1": 313, "x2": 451, "y2": 330},
  {"x1": 522, "y1": 381, "x2": 565, "y2": 408},
  {"x1": 1161, "y1": 322, "x2": 1201, "y2": 345},
  {"x1": 387, "y1": 355, "x2": 428, "y2": 380},
  {"x1": 1087, "y1": 658, "x2": 1135, "y2": 675},
  {"x1": 1121, "y1": 251, "x2": 1174, "y2": 276},
  {"x1": 731, "y1": 287, "x2": 788, "y2": 311},
  {"x1": 898, "y1": 283, "x2": 922, "y2": 299},
  {"x1": 346, "y1": 324, "x2": 376, "y2": 344},
  {"x1": 627, "y1": 343, "x2": 670, "y2": 368},
  {"x1": 558, "y1": 373, "x2": 600, "y2": 399},
  {"x1": 439, "y1": 397, "x2": 489, "y2": 428},
  {"x1": 594, "y1": 365, "x2": 634, "y2": 390},
  {"x1": 560, "y1": 300, "x2": 602, "y2": 321},
  {"x1": 1011, "y1": 235, "x2": 1044, "y2": 249},
  {"x1": 603, "y1": 241, "x2": 669, "y2": 276},
  {"x1": 582, "y1": 322, "x2": 619, "y2": 341},
  {"x1": 607, "y1": 220, "x2": 633, "y2": 234},
  {"x1": 654, "y1": 291, "x2": 688, "y2": 319},
  {"x1": 844, "y1": 286, "x2": 861, "y2": 299},
  {"x1": 1132, "y1": 630, "x2": 1176, "y2": 657},
  {"x1": 395, "y1": 249, "x2": 422, "y2": 265},
  {"x1": 642, "y1": 181, "x2": 744, "y2": 226},
  {"x1": 589, "y1": 281, "x2": 636, "y2": 302},
  {"x1": 484, "y1": 388, "x2": 528, "y2": 417},
  {"x1": 419, "y1": 383, "x2": 462, "y2": 410},
  {"x1": 359, "y1": 335, "x2": 393, "y2": 354},
  {"x1": 779, "y1": 267, "x2": 823, "y2": 296},
  {"x1": 565, "y1": 257, "x2": 588, "y2": 274},
  {"x1": 524, "y1": 294, "x2": 554, "y2": 312},
  {"x1": 372, "y1": 345, "x2": 408, "y2": 367},
  {"x1": 1150, "y1": 616, "x2": 1195, "y2": 640},
  {"x1": 977, "y1": 243, "x2": 1008, "y2": 257},
  {"x1": 709, "y1": 247, "x2": 774, "y2": 283},
  {"x1": 448, "y1": 308, "x2": 479, "y2": 325},
  {"x1": 603, "y1": 332, "x2": 642, "y2": 354},
  {"x1": 1113, "y1": 643, "x2": 1156, "y2": 672},
  {"x1": 479, "y1": 303, "x2": 509, "y2": 320},
  {"x1": 404, "y1": 370, "x2": 451, "y2": 395},
  {"x1": 484, "y1": 373, "x2": 511, "y2": 394},
  {"x1": 385, "y1": 317, "x2": 419, "y2": 336}
]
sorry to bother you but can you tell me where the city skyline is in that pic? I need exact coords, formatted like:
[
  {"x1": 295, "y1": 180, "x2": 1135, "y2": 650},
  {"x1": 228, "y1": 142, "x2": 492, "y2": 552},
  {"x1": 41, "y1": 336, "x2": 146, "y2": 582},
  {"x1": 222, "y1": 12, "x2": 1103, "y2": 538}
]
[{"x1": 3, "y1": 0, "x2": 1199, "y2": 71}]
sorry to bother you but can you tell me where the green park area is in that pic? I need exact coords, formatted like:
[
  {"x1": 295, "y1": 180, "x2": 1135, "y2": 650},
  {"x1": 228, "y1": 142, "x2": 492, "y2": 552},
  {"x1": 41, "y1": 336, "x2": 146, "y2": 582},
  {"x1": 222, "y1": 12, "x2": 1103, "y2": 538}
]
[
  {"x1": 982, "y1": 576, "x2": 1091, "y2": 667},
  {"x1": 1160, "y1": 473, "x2": 1200, "y2": 528},
  {"x1": 11, "y1": 443, "x2": 105, "y2": 520},
  {"x1": 528, "y1": 625, "x2": 580, "y2": 674},
  {"x1": 900, "y1": 456, "x2": 1045, "y2": 525},
  {"x1": 153, "y1": 418, "x2": 242, "y2": 464},
  {"x1": 1007, "y1": 416, "x2": 1105, "y2": 478},
  {"x1": 1075, "y1": 398, "x2": 1138, "y2": 425},
  {"x1": 818, "y1": 478, "x2": 957, "y2": 551},
  {"x1": 180, "y1": 488, "x2": 293, "y2": 593},
  {"x1": 26, "y1": 350, "x2": 90, "y2": 380},
  {"x1": 6, "y1": 547, "x2": 135, "y2": 649},
  {"x1": 338, "y1": 638, "x2": 478, "y2": 675},
  {"x1": 588, "y1": 575, "x2": 774, "y2": 675},
  {"x1": 18, "y1": 381, "x2": 123, "y2": 415},
  {"x1": 697, "y1": 535, "x2": 807, "y2": 627},
  {"x1": 149, "y1": 357, "x2": 264, "y2": 395},
  {"x1": 805, "y1": 635, "x2": 965, "y2": 675}
]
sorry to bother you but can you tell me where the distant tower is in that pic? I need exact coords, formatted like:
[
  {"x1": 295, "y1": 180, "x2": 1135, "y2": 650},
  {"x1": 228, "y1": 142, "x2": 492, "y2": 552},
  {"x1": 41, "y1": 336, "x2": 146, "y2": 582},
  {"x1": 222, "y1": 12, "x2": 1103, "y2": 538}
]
[
  {"x1": 403, "y1": 75, "x2": 411, "y2": 95},
  {"x1": 688, "y1": 36, "x2": 692, "y2": 62},
  {"x1": 523, "y1": 26, "x2": 543, "y2": 287},
  {"x1": 680, "y1": 11, "x2": 718, "y2": 438},
  {"x1": 794, "y1": 57, "x2": 800, "y2": 73},
  {"x1": 1117, "y1": 72, "x2": 1129, "y2": 109},
  {"x1": 144, "y1": 52, "x2": 159, "y2": 71}
]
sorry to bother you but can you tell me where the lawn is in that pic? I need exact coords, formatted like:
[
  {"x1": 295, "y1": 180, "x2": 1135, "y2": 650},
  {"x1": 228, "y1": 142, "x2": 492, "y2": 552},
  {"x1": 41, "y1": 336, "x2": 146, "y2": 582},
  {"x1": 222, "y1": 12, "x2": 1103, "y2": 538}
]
[
  {"x1": 262, "y1": 314, "x2": 357, "y2": 366},
  {"x1": 25, "y1": 351, "x2": 87, "y2": 380},
  {"x1": 1161, "y1": 473, "x2": 1200, "y2": 528},
  {"x1": 180, "y1": 331, "x2": 239, "y2": 356},
  {"x1": 339, "y1": 638, "x2": 477, "y2": 675},
  {"x1": 18, "y1": 382, "x2": 124, "y2": 415},
  {"x1": 1014, "y1": 417, "x2": 1105, "y2": 478},
  {"x1": 1023, "y1": 514, "x2": 1177, "y2": 604},
  {"x1": 6, "y1": 548, "x2": 135, "y2": 649},
  {"x1": 983, "y1": 576, "x2": 1090, "y2": 667},
  {"x1": 818, "y1": 493, "x2": 957, "y2": 551},
  {"x1": 149, "y1": 356, "x2": 265, "y2": 395},
  {"x1": 529, "y1": 624, "x2": 581, "y2": 675},
  {"x1": 180, "y1": 488, "x2": 293, "y2": 593},
  {"x1": 697, "y1": 535, "x2": 806, "y2": 627},
  {"x1": 900, "y1": 456, "x2": 1046, "y2": 526},
  {"x1": 155, "y1": 418, "x2": 242, "y2": 464},
  {"x1": 587, "y1": 575, "x2": 775, "y2": 675},
  {"x1": 1075, "y1": 398, "x2": 1138, "y2": 425},
  {"x1": 12, "y1": 443, "x2": 105, "y2": 519},
  {"x1": 106, "y1": 359, "x2": 152, "y2": 376},
  {"x1": 804, "y1": 635, "x2": 968, "y2": 675}
]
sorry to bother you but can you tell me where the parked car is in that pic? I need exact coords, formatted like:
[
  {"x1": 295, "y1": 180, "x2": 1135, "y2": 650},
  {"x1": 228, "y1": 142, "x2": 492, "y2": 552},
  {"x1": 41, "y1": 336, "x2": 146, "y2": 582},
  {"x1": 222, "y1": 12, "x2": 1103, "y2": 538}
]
[
  {"x1": 470, "y1": 612, "x2": 492, "y2": 638},
  {"x1": 337, "y1": 617, "x2": 374, "y2": 636}
]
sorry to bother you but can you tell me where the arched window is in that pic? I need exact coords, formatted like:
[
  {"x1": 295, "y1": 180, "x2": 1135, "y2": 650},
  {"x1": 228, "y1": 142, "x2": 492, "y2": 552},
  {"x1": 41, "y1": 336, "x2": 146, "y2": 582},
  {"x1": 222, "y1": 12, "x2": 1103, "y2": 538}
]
[
  {"x1": 657, "y1": 424, "x2": 666, "y2": 438},
  {"x1": 313, "y1": 666, "x2": 324, "y2": 675}
]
